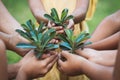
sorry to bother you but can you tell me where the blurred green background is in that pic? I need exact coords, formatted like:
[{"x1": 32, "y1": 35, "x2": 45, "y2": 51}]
[{"x1": 2, "y1": 0, "x2": 120, "y2": 64}]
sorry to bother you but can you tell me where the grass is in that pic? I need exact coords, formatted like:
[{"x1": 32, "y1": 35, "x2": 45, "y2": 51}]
[{"x1": 2, "y1": 0, "x2": 120, "y2": 64}]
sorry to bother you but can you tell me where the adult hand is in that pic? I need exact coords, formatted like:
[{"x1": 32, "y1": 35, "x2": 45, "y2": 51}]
[
  {"x1": 75, "y1": 48, "x2": 117, "y2": 67},
  {"x1": 0, "y1": 32, "x2": 30, "y2": 56},
  {"x1": 8, "y1": 34, "x2": 30, "y2": 56},
  {"x1": 57, "y1": 51, "x2": 85, "y2": 76},
  {"x1": 16, "y1": 50, "x2": 58, "y2": 79},
  {"x1": 48, "y1": 19, "x2": 74, "y2": 44}
]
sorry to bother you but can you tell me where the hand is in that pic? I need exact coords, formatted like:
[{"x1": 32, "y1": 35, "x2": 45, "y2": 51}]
[
  {"x1": 48, "y1": 21, "x2": 64, "y2": 34},
  {"x1": 16, "y1": 50, "x2": 58, "y2": 79},
  {"x1": 0, "y1": 32, "x2": 30, "y2": 56},
  {"x1": 48, "y1": 21, "x2": 63, "y2": 43},
  {"x1": 57, "y1": 51, "x2": 85, "y2": 76},
  {"x1": 75, "y1": 48, "x2": 117, "y2": 66},
  {"x1": 8, "y1": 34, "x2": 30, "y2": 56}
]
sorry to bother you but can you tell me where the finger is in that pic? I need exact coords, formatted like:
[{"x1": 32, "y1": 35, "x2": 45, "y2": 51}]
[
  {"x1": 47, "y1": 56, "x2": 58, "y2": 69},
  {"x1": 67, "y1": 24, "x2": 72, "y2": 29},
  {"x1": 57, "y1": 58, "x2": 65, "y2": 67},
  {"x1": 57, "y1": 65, "x2": 64, "y2": 73},
  {"x1": 55, "y1": 39, "x2": 59, "y2": 43},
  {"x1": 44, "y1": 54, "x2": 58, "y2": 65},
  {"x1": 69, "y1": 25, "x2": 74, "y2": 30},
  {"x1": 56, "y1": 30, "x2": 64, "y2": 34},
  {"x1": 47, "y1": 21, "x2": 52, "y2": 28},
  {"x1": 66, "y1": 19, "x2": 74, "y2": 29},
  {"x1": 67, "y1": 25, "x2": 74, "y2": 30},
  {"x1": 52, "y1": 22, "x2": 55, "y2": 26},
  {"x1": 57, "y1": 59, "x2": 66, "y2": 72},
  {"x1": 49, "y1": 39, "x2": 56, "y2": 43},
  {"x1": 53, "y1": 26, "x2": 63, "y2": 31}
]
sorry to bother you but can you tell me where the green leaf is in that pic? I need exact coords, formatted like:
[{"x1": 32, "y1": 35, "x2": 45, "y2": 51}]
[
  {"x1": 65, "y1": 15, "x2": 74, "y2": 21},
  {"x1": 26, "y1": 19, "x2": 35, "y2": 31},
  {"x1": 42, "y1": 29, "x2": 56, "y2": 49},
  {"x1": 76, "y1": 31, "x2": 86, "y2": 43},
  {"x1": 44, "y1": 14, "x2": 55, "y2": 22},
  {"x1": 21, "y1": 24, "x2": 30, "y2": 32},
  {"x1": 75, "y1": 42, "x2": 84, "y2": 50},
  {"x1": 16, "y1": 43, "x2": 36, "y2": 48},
  {"x1": 60, "y1": 42, "x2": 72, "y2": 50},
  {"x1": 44, "y1": 28, "x2": 55, "y2": 36},
  {"x1": 51, "y1": 8, "x2": 60, "y2": 22},
  {"x1": 75, "y1": 42, "x2": 92, "y2": 50},
  {"x1": 65, "y1": 29, "x2": 73, "y2": 39},
  {"x1": 57, "y1": 34, "x2": 69, "y2": 42},
  {"x1": 38, "y1": 21, "x2": 45, "y2": 33},
  {"x1": 30, "y1": 31, "x2": 37, "y2": 41},
  {"x1": 37, "y1": 33, "x2": 42, "y2": 41},
  {"x1": 61, "y1": 8, "x2": 68, "y2": 23},
  {"x1": 54, "y1": 21, "x2": 62, "y2": 25},
  {"x1": 35, "y1": 52, "x2": 43, "y2": 59},
  {"x1": 84, "y1": 33, "x2": 91, "y2": 40},
  {"x1": 16, "y1": 29, "x2": 31, "y2": 41},
  {"x1": 46, "y1": 43, "x2": 59, "y2": 50},
  {"x1": 62, "y1": 24, "x2": 67, "y2": 28},
  {"x1": 84, "y1": 41, "x2": 92, "y2": 46}
]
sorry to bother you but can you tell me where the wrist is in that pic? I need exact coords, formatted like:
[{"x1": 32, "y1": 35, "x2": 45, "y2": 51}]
[
  {"x1": 16, "y1": 68, "x2": 29, "y2": 80},
  {"x1": 80, "y1": 57, "x2": 88, "y2": 73},
  {"x1": 34, "y1": 10, "x2": 48, "y2": 23},
  {"x1": 8, "y1": 33, "x2": 29, "y2": 55},
  {"x1": 8, "y1": 63, "x2": 21, "y2": 80}
]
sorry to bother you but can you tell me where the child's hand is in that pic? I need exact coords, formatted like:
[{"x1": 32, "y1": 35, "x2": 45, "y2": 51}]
[
  {"x1": 47, "y1": 21, "x2": 63, "y2": 43},
  {"x1": 57, "y1": 51, "x2": 85, "y2": 76},
  {"x1": 16, "y1": 50, "x2": 58, "y2": 79},
  {"x1": 48, "y1": 21, "x2": 64, "y2": 34}
]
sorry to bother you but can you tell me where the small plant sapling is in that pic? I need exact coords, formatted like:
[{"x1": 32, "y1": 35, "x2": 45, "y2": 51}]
[
  {"x1": 58, "y1": 29, "x2": 92, "y2": 54},
  {"x1": 16, "y1": 20, "x2": 59, "y2": 58},
  {"x1": 44, "y1": 8, "x2": 74, "y2": 28}
]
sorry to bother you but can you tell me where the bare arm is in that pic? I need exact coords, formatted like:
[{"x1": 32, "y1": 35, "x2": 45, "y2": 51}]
[
  {"x1": 0, "y1": 1, "x2": 23, "y2": 34},
  {"x1": 0, "y1": 32, "x2": 29, "y2": 56},
  {"x1": 72, "y1": 0, "x2": 89, "y2": 24},
  {"x1": 28, "y1": 0, "x2": 48, "y2": 23},
  {"x1": 76, "y1": 49, "x2": 117, "y2": 67},
  {"x1": 87, "y1": 31, "x2": 120, "y2": 50},
  {"x1": 81, "y1": 59, "x2": 113, "y2": 80},
  {"x1": 0, "y1": 40, "x2": 8, "y2": 80},
  {"x1": 113, "y1": 41, "x2": 120, "y2": 80},
  {"x1": 8, "y1": 64, "x2": 20, "y2": 80},
  {"x1": 58, "y1": 51, "x2": 113, "y2": 80},
  {"x1": 89, "y1": 10, "x2": 120, "y2": 42},
  {"x1": 0, "y1": 1, "x2": 30, "y2": 56}
]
